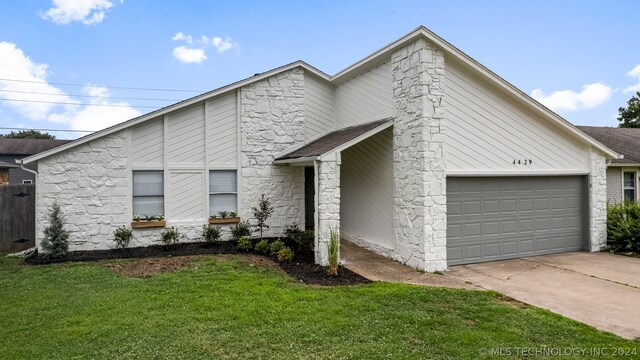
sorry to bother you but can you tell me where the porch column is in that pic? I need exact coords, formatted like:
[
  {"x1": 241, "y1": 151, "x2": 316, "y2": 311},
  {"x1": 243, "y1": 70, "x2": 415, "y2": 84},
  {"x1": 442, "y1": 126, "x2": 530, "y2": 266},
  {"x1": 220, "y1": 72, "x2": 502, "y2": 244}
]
[{"x1": 314, "y1": 157, "x2": 340, "y2": 265}]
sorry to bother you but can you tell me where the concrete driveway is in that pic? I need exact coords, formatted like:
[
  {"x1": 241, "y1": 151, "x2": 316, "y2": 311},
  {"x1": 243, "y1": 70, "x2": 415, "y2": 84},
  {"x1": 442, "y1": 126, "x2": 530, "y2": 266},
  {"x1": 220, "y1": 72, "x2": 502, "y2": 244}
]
[{"x1": 446, "y1": 252, "x2": 640, "y2": 339}]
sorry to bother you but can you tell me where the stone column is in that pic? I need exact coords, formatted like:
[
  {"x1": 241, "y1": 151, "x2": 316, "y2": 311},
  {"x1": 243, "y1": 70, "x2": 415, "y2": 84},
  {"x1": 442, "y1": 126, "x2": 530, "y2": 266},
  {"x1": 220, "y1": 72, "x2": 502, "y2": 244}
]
[
  {"x1": 589, "y1": 148, "x2": 607, "y2": 251},
  {"x1": 391, "y1": 38, "x2": 447, "y2": 271},
  {"x1": 315, "y1": 158, "x2": 340, "y2": 265}
]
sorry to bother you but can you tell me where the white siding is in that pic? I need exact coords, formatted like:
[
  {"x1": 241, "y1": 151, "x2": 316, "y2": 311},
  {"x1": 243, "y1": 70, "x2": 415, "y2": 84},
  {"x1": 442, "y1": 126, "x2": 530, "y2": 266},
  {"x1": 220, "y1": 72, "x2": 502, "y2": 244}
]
[
  {"x1": 168, "y1": 171, "x2": 206, "y2": 222},
  {"x1": 131, "y1": 117, "x2": 163, "y2": 165},
  {"x1": 167, "y1": 103, "x2": 206, "y2": 166},
  {"x1": 444, "y1": 58, "x2": 589, "y2": 173},
  {"x1": 335, "y1": 61, "x2": 392, "y2": 128},
  {"x1": 206, "y1": 92, "x2": 237, "y2": 165},
  {"x1": 304, "y1": 73, "x2": 335, "y2": 140},
  {"x1": 340, "y1": 127, "x2": 395, "y2": 250}
]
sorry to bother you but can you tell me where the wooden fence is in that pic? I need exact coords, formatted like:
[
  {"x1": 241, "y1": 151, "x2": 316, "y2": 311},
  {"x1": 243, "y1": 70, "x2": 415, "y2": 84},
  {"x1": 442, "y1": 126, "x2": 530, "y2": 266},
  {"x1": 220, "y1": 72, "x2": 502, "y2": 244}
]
[{"x1": 0, "y1": 184, "x2": 35, "y2": 252}]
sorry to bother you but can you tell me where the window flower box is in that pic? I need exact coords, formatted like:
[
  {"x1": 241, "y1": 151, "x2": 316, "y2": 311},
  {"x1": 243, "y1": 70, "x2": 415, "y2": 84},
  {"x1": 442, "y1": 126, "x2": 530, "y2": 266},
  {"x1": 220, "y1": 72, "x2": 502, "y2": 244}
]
[
  {"x1": 209, "y1": 217, "x2": 240, "y2": 224},
  {"x1": 131, "y1": 220, "x2": 166, "y2": 229}
]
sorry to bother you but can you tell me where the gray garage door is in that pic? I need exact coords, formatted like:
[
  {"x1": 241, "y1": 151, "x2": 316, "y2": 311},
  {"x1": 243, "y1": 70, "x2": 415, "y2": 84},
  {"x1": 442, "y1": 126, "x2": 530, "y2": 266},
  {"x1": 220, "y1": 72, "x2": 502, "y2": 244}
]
[{"x1": 447, "y1": 176, "x2": 585, "y2": 266}]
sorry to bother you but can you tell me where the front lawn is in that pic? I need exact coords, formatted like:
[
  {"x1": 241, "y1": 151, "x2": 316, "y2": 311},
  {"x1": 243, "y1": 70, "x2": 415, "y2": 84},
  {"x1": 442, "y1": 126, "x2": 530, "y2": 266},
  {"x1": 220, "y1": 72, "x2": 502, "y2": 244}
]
[{"x1": 0, "y1": 254, "x2": 637, "y2": 359}]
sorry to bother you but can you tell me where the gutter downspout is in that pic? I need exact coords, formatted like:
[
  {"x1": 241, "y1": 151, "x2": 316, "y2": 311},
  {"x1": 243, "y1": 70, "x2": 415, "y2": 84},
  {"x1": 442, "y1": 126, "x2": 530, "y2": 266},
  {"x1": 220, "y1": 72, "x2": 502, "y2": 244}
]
[{"x1": 17, "y1": 159, "x2": 38, "y2": 252}]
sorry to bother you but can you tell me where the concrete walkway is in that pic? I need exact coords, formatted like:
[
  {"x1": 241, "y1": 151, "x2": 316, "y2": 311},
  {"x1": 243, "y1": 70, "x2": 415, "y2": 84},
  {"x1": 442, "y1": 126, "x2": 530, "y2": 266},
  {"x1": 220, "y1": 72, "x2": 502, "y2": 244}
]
[
  {"x1": 340, "y1": 241, "x2": 478, "y2": 290},
  {"x1": 447, "y1": 252, "x2": 640, "y2": 339}
]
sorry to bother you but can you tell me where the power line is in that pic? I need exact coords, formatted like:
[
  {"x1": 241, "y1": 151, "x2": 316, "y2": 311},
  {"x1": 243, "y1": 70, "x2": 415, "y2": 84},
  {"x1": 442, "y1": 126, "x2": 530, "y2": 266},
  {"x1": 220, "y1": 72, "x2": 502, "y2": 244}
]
[
  {"x1": 0, "y1": 77, "x2": 205, "y2": 93},
  {"x1": 0, "y1": 89, "x2": 181, "y2": 102},
  {"x1": 0, "y1": 127, "x2": 94, "y2": 133},
  {"x1": 0, "y1": 98, "x2": 160, "y2": 109}
]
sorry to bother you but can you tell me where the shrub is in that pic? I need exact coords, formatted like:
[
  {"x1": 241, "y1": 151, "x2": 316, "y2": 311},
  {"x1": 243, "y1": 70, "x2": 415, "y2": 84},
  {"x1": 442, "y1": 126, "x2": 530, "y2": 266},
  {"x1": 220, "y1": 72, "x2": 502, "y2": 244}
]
[
  {"x1": 283, "y1": 224, "x2": 314, "y2": 256},
  {"x1": 231, "y1": 221, "x2": 251, "y2": 242},
  {"x1": 237, "y1": 236, "x2": 253, "y2": 252},
  {"x1": 327, "y1": 228, "x2": 340, "y2": 276},
  {"x1": 113, "y1": 226, "x2": 133, "y2": 249},
  {"x1": 252, "y1": 194, "x2": 274, "y2": 240},
  {"x1": 160, "y1": 226, "x2": 180, "y2": 245},
  {"x1": 269, "y1": 239, "x2": 285, "y2": 255},
  {"x1": 607, "y1": 201, "x2": 640, "y2": 253},
  {"x1": 41, "y1": 202, "x2": 69, "y2": 258},
  {"x1": 277, "y1": 246, "x2": 294, "y2": 262},
  {"x1": 255, "y1": 239, "x2": 270, "y2": 254},
  {"x1": 202, "y1": 224, "x2": 222, "y2": 243}
]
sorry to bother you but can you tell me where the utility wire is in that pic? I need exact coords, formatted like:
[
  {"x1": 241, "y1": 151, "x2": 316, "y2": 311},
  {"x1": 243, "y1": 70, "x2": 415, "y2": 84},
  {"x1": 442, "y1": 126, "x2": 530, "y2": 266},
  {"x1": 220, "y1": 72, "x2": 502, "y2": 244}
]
[
  {"x1": 0, "y1": 98, "x2": 160, "y2": 109},
  {"x1": 0, "y1": 89, "x2": 181, "y2": 102},
  {"x1": 0, "y1": 127, "x2": 94, "y2": 133},
  {"x1": 0, "y1": 77, "x2": 205, "y2": 93}
]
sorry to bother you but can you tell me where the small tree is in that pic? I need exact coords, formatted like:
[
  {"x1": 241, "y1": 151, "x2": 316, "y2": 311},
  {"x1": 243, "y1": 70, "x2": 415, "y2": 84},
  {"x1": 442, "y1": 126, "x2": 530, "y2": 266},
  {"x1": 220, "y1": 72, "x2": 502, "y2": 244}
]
[
  {"x1": 618, "y1": 91, "x2": 640, "y2": 128},
  {"x1": 327, "y1": 228, "x2": 340, "y2": 276},
  {"x1": 252, "y1": 194, "x2": 274, "y2": 240},
  {"x1": 41, "y1": 202, "x2": 69, "y2": 258}
]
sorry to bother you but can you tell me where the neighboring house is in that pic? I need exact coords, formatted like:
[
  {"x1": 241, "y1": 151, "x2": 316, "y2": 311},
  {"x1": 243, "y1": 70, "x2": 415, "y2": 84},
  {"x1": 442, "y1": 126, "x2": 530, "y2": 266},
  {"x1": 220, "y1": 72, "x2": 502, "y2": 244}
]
[
  {"x1": 0, "y1": 139, "x2": 71, "y2": 184},
  {"x1": 577, "y1": 126, "x2": 640, "y2": 204},
  {"x1": 0, "y1": 160, "x2": 19, "y2": 185},
  {"x1": 23, "y1": 26, "x2": 618, "y2": 271}
]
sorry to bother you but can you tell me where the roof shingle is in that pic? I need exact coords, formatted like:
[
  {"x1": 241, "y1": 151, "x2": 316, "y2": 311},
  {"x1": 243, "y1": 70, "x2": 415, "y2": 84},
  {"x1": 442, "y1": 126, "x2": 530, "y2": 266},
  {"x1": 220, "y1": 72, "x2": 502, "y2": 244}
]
[
  {"x1": 577, "y1": 126, "x2": 640, "y2": 164},
  {"x1": 0, "y1": 139, "x2": 72, "y2": 156}
]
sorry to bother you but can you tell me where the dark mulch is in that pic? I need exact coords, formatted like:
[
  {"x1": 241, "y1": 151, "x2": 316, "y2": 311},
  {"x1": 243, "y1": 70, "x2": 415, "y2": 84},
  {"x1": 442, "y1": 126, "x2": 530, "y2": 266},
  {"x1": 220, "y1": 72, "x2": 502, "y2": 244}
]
[{"x1": 23, "y1": 241, "x2": 370, "y2": 286}]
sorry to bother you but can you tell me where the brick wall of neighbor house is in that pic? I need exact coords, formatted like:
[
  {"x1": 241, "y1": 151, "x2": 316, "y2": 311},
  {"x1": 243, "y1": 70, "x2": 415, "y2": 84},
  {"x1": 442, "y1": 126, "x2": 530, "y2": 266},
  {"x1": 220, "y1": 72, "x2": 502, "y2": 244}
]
[
  {"x1": 240, "y1": 68, "x2": 306, "y2": 236},
  {"x1": 590, "y1": 149, "x2": 608, "y2": 251},
  {"x1": 606, "y1": 167, "x2": 623, "y2": 204},
  {"x1": 36, "y1": 131, "x2": 206, "y2": 251},
  {"x1": 391, "y1": 38, "x2": 447, "y2": 271}
]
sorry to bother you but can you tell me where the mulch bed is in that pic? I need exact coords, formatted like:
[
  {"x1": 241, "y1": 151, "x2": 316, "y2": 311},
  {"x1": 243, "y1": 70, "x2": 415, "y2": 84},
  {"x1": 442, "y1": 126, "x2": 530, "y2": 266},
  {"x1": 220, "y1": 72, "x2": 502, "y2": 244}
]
[{"x1": 23, "y1": 241, "x2": 370, "y2": 286}]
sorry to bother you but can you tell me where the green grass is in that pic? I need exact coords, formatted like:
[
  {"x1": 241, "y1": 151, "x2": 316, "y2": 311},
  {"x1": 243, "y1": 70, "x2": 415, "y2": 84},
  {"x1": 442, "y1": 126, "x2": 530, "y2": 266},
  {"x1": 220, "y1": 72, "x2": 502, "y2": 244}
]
[{"x1": 0, "y1": 254, "x2": 638, "y2": 359}]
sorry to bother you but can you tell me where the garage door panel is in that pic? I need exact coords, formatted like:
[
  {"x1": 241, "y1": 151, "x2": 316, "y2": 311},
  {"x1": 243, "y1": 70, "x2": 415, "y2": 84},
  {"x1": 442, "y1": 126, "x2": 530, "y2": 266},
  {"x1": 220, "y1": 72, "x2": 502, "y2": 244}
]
[{"x1": 447, "y1": 176, "x2": 584, "y2": 265}]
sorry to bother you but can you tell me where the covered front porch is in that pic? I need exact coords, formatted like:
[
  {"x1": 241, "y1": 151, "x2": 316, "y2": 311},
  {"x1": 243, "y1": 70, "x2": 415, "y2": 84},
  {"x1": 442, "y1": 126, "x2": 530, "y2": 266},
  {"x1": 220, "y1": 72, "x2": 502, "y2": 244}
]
[{"x1": 273, "y1": 119, "x2": 395, "y2": 265}]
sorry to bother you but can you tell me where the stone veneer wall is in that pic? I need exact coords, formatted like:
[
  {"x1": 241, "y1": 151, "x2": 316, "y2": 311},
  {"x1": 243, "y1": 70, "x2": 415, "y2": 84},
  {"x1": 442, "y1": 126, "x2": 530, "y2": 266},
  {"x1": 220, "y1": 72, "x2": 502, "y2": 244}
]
[
  {"x1": 391, "y1": 38, "x2": 447, "y2": 271},
  {"x1": 316, "y1": 159, "x2": 340, "y2": 265},
  {"x1": 240, "y1": 68, "x2": 306, "y2": 236},
  {"x1": 589, "y1": 149, "x2": 608, "y2": 251},
  {"x1": 36, "y1": 131, "x2": 206, "y2": 251}
]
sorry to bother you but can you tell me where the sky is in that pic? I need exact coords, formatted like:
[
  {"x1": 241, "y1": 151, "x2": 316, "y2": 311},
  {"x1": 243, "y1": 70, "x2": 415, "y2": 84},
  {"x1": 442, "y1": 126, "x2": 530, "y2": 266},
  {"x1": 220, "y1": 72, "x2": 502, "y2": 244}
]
[{"x1": 0, "y1": 0, "x2": 638, "y2": 139}]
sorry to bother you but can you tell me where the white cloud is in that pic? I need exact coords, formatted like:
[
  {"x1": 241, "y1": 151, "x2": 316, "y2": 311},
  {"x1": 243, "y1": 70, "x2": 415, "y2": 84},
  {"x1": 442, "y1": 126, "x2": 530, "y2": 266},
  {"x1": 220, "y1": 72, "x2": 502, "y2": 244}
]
[
  {"x1": 530, "y1": 83, "x2": 612, "y2": 112},
  {"x1": 624, "y1": 64, "x2": 640, "y2": 94},
  {"x1": 212, "y1": 37, "x2": 233, "y2": 53},
  {"x1": 41, "y1": 0, "x2": 119, "y2": 25},
  {"x1": 172, "y1": 46, "x2": 207, "y2": 64},
  {"x1": 171, "y1": 32, "x2": 236, "y2": 63},
  {"x1": 0, "y1": 41, "x2": 141, "y2": 131}
]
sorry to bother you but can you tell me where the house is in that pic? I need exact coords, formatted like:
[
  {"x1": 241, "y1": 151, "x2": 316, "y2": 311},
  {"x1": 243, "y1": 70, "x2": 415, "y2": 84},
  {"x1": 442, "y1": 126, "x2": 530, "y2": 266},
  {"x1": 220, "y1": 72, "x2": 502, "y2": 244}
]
[
  {"x1": 0, "y1": 138, "x2": 71, "y2": 184},
  {"x1": 22, "y1": 26, "x2": 618, "y2": 271},
  {"x1": 577, "y1": 126, "x2": 640, "y2": 204}
]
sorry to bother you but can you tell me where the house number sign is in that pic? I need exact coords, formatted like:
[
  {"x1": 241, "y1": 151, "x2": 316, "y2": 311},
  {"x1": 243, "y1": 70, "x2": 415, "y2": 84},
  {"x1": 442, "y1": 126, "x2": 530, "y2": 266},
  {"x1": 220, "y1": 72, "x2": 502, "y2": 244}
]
[{"x1": 512, "y1": 159, "x2": 533, "y2": 165}]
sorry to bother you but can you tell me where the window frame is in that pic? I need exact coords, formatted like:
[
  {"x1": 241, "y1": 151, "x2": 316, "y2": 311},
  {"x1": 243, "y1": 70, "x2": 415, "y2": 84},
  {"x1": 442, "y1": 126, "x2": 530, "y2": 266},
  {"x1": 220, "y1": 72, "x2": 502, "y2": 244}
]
[
  {"x1": 209, "y1": 169, "x2": 238, "y2": 215},
  {"x1": 623, "y1": 171, "x2": 636, "y2": 202},
  {"x1": 132, "y1": 170, "x2": 165, "y2": 217}
]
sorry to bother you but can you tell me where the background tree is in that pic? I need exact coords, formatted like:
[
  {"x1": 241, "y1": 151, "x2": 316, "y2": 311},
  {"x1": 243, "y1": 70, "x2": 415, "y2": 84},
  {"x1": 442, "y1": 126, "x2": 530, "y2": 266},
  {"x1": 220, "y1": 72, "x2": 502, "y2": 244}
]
[
  {"x1": 0, "y1": 129, "x2": 55, "y2": 139},
  {"x1": 618, "y1": 91, "x2": 640, "y2": 128},
  {"x1": 41, "y1": 202, "x2": 69, "y2": 258}
]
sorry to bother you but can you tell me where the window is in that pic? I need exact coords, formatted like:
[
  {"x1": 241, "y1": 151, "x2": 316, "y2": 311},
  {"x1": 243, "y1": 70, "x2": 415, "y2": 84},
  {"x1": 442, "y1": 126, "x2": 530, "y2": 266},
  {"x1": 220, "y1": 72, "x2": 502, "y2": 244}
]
[
  {"x1": 133, "y1": 171, "x2": 164, "y2": 217},
  {"x1": 210, "y1": 170, "x2": 237, "y2": 215},
  {"x1": 624, "y1": 172, "x2": 636, "y2": 202},
  {"x1": 22, "y1": 180, "x2": 33, "y2": 184}
]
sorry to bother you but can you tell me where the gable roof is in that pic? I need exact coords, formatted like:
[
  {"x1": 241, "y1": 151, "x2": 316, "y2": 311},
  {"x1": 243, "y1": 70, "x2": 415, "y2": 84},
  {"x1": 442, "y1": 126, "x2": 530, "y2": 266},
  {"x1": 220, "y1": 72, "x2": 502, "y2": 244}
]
[
  {"x1": 275, "y1": 118, "x2": 393, "y2": 163},
  {"x1": 0, "y1": 138, "x2": 71, "y2": 156},
  {"x1": 576, "y1": 126, "x2": 640, "y2": 164},
  {"x1": 24, "y1": 26, "x2": 618, "y2": 164}
]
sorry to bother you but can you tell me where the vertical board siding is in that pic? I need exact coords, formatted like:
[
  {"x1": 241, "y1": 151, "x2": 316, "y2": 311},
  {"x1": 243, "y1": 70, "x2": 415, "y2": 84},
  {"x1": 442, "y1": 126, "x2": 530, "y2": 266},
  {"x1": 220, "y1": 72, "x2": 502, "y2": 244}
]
[
  {"x1": 444, "y1": 59, "x2": 589, "y2": 172},
  {"x1": 206, "y1": 92, "x2": 237, "y2": 164},
  {"x1": 167, "y1": 103, "x2": 206, "y2": 165},
  {"x1": 335, "y1": 61, "x2": 393, "y2": 128},
  {"x1": 304, "y1": 73, "x2": 335, "y2": 140},
  {"x1": 168, "y1": 171, "x2": 205, "y2": 222},
  {"x1": 340, "y1": 128, "x2": 395, "y2": 249},
  {"x1": 0, "y1": 184, "x2": 35, "y2": 251},
  {"x1": 131, "y1": 117, "x2": 164, "y2": 165}
]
